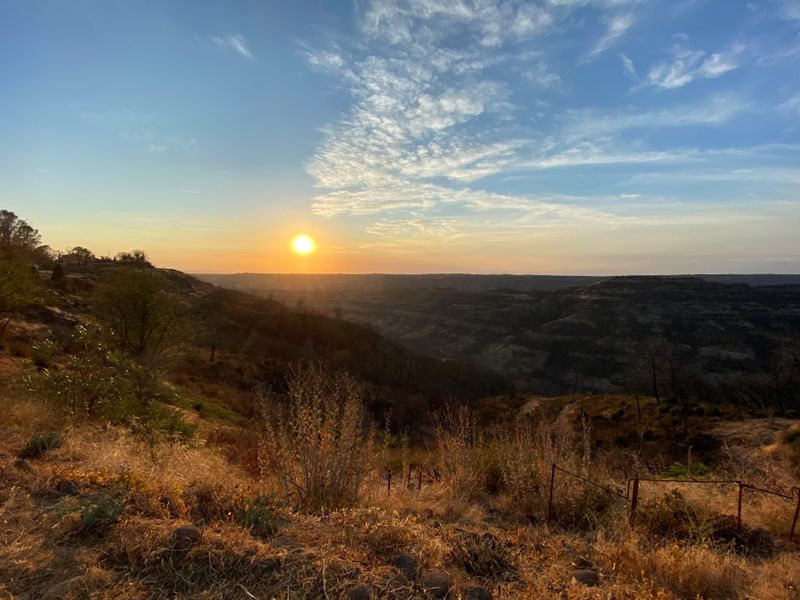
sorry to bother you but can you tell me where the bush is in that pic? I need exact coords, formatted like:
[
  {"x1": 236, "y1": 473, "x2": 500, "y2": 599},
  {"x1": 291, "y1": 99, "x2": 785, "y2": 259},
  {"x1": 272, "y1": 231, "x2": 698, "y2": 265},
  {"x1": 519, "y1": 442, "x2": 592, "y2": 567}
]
[
  {"x1": 661, "y1": 461, "x2": 712, "y2": 478},
  {"x1": 19, "y1": 431, "x2": 63, "y2": 459},
  {"x1": 232, "y1": 496, "x2": 279, "y2": 538},
  {"x1": 76, "y1": 490, "x2": 126, "y2": 534},
  {"x1": 636, "y1": 490, "x2": 715, "y2": 543},
  {"x1": 451, "y1": 532, "x2": 519, "y2": 580},
  {"x1": 258, "y1": 364, "x2": 374, "y2": 512},
  {"x1": 434, "y1": 404, "x2": 485, "y2": 500},
  {"x1": 31, "y1": 337, "x2": 59, "y2": 368}
]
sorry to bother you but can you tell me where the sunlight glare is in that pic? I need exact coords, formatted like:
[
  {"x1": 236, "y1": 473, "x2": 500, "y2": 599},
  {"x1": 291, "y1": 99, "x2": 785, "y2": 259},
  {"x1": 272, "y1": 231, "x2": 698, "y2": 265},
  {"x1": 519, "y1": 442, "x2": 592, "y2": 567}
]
[{"x1": 291, "y1": 234, "x2": 316, "y2": 255}]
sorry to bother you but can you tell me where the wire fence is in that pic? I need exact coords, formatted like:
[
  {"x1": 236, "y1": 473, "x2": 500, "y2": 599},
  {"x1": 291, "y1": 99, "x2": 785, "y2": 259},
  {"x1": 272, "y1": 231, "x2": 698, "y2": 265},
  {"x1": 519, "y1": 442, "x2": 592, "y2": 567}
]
[{"x1": 547, "y1": 463, "x2": 800, "y2": 540}]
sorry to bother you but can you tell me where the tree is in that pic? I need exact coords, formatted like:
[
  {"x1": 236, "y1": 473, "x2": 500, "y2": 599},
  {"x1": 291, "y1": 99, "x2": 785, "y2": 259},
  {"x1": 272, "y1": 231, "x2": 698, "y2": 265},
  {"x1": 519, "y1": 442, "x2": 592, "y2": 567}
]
[
  {"x1": 65, "y1": 246, "x2": 95, "y2": 266},
  {"x1": 0, "y1": 258, "x2": 42, "y2": 337},
  {"x1": 0, "y1": 210, "x2": 42, "y2": 259},
  {"x1": 115, "y1": 249, "x2": 150, "y2": 267},
  {"x1": 93, "y1": 267, "x2": 188, "y2": 362}
]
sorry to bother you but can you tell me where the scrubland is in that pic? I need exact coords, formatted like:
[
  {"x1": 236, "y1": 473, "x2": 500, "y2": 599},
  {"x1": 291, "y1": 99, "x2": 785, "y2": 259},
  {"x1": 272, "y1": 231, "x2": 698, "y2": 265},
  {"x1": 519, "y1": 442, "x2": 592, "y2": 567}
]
[{"x1": 2, "y1": 373, "x2": 799, "y2": 600}]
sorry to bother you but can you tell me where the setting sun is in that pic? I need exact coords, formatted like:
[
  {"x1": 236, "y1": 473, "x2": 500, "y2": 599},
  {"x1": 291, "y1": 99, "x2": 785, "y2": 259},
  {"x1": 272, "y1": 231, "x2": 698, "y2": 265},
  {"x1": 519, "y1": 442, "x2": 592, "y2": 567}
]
[{"x1": 290, "y1": 234, "x2": 316, "y2": 255}]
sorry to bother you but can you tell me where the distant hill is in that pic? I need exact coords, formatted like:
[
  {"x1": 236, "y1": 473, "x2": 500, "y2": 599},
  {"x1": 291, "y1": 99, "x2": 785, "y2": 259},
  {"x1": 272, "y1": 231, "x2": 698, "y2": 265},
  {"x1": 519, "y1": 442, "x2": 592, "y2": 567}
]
[
  {"x1": 198, "y1": 274, "x2": 800, "y2": 409},
  {"x1": 196, "y1": 272, "x2": 800, "y2": 294}
]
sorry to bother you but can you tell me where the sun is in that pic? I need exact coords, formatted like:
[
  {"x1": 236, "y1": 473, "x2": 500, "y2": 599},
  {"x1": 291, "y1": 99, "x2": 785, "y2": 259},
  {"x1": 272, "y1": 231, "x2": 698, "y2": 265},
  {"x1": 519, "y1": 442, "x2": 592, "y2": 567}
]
[{"x1": 290, "y1": 234, "x2": 316, "y2": 255}]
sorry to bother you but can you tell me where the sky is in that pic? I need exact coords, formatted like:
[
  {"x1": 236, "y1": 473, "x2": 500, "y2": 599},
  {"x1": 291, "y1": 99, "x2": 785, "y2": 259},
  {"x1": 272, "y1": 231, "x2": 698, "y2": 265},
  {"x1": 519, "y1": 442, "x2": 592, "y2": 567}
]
[{"x1": 1, "y1": 0, "x2": 799, "y2": 274}]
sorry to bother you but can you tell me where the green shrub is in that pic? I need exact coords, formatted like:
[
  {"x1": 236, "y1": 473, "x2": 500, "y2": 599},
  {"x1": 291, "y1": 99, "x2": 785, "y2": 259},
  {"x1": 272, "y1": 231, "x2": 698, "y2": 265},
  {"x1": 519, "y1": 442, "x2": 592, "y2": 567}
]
[
  {"x1": 19, "y1": 431, "x2": 63, "y2": 459},
  {"x1": 31, "y1": 337, "x2": 59, "y2": 368},
  {"x1": 77, "y1": 490, "x2": 125, "y2": 534},
  {"x1": 557, "y1": 484, "x2": 619, "y2": 530},
  {"x1": 661, "y1": 462, "x2": 712, "y2": 478},
  {"x1": 636, "y1": 490, "x2": 720, "y2": 544},
  {"x1": 232, "y1": 496, "x2": 279, "y2": 538}
]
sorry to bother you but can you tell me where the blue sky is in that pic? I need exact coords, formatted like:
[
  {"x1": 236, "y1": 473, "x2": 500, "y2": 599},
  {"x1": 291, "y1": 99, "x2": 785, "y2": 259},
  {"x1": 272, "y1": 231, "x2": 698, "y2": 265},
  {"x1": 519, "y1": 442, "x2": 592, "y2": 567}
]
[{"x1": 1, "y1": 0, "x2": 799, "y2": 273}]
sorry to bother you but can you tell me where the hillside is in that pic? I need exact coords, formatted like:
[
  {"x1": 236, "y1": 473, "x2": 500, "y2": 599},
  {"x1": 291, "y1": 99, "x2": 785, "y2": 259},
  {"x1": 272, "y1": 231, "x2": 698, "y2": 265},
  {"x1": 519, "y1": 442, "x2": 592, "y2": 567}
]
[{"x1": 7, "y1": 264, "x2": 505, "y2": 436}]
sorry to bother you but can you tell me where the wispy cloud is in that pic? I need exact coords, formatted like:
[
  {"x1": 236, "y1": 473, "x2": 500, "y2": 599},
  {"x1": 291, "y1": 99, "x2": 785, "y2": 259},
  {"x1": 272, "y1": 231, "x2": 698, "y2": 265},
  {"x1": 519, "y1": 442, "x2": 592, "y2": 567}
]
[
  {"x1": 302, "y1": 0, "x2": 793, "y2": 248},
  {"x1": 582, "y1": 13, "x2": 636, "y2": 62},
  {"x1": 210, "y1": 34, "x2": 254, "y2": 59},
  {"x1": 643, "y1": 41, "x2": 747, "y2": 90},
  {"x1": 619, "y1": 52, "x2": 636, "y2": 77}
]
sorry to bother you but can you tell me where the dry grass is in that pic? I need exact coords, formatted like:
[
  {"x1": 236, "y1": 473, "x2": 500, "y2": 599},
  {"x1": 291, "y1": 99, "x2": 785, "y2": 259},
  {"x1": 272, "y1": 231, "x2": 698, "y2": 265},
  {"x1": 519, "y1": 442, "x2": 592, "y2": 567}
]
[{"x1": 2, "y1": 391, "x2": 799, "y2": 599}]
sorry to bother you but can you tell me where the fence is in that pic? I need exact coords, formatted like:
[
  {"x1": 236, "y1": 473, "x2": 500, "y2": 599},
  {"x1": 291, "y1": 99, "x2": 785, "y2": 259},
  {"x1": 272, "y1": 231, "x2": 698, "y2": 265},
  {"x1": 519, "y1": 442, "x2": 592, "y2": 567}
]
[{"x1": 547, "y1": 463, "x2": 800, "y2": 541}]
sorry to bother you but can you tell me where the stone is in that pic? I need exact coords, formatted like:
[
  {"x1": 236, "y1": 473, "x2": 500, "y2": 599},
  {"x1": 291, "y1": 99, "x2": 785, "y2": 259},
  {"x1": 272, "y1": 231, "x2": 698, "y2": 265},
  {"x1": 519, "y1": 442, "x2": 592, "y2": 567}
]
[
  {"x1": 570, "y1": 569, "x2": 600, "y2": 587},
  {"x1": 421, "y1": 569, "x2": 453, "y2": 598},
  {"x1": 390, "y1": 552, "x2": 419, "y2": 581},
  {"x1": 56, "y1": 479, "x2": 80, "y2": 495},
  {"x1": 347, "y1": 584, "x2": 372, "y2": 600},
  {"x1": 172, "y1": 525, "x2": 202, "y2": 549},
  {"x1": 462, "y1": 585, "x2": 492, "y2": 600}
]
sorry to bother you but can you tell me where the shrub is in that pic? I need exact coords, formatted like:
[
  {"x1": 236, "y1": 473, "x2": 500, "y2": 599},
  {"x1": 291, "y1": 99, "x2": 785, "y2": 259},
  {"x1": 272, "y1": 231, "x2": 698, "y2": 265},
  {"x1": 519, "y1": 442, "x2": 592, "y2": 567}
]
[
  {"x1": 497, "y1": 417, "x2": 576, "y2": 514},
  {"x1": 232, "y1": 496, "x2": 279, "y2": 538},
  {"x1": 31, "y1": 337, "x2": 59, "y2": 368},
  {"x1": 434, "y1": 403, "x2": 485, "y2": 499},
  {"x1": 19, "y1": 431, "x2": 63, "y2": 459},
  {"x1": 257, "y1": 364, "x2": 374, "y2": 512},
  {"x1": 661, "y1": 461, "x2": 712, "y2": 478},
  {"x1": 635, "y1": 490, "x2": 715, "y2": 543},
  {"x1": 76, "y1": 490, "x2": 126, "y2": 534},
  {"x1": 451, "y1": 532, "x2": 519, "y2": 580}
]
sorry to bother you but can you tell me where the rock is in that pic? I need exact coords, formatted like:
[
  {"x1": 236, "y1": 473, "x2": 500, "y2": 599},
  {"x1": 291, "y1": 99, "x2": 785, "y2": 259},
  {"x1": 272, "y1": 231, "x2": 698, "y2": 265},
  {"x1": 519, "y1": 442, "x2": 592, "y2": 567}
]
[
  {"x1": 421, "y1": 569, "x2": 453, "y2": 598},
  {"x1": 12, "y1": 458, "x2": 33, "y2": 472},
  {"x1": 347, "y1": 584, "x2": 372, "y2": 600},
  {"x1": 172, "y1": 525, "x2": 202, "y2": 549},
  {"x1": 56, "y1": 479, "x2": 80, "y2": 495},
  {"x1": 570, "y1": 569, "x2": 600, "y2": 587},
  {"x1": 462, "y1": 585, "x2": 492, "y2": 600},
  {"x1": 390, "y1": 552, "x2": 419, "y2": 581}
]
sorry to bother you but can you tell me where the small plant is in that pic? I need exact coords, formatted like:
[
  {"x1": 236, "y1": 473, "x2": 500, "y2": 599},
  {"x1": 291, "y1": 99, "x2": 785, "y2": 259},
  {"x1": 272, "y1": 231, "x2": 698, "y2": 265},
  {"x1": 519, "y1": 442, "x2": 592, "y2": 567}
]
[
  {"x1": 232, "y1": 496, "x2": 279, "y2": 538},
  {"x1": 661, "y1": 461, "x2": 712, "y2": 479},
  {"x1": 31, "y1": 337, "x2": 59, "y2": 368},
  {"x1": 76, "y1": 490, "x2": 126, "y2": 534},
  {"x1": 451, "y1": 532, "x2": 519, "y2": 580},
  {"x1": 19, "y1": 431, "x2": 63, "y2": 459}
]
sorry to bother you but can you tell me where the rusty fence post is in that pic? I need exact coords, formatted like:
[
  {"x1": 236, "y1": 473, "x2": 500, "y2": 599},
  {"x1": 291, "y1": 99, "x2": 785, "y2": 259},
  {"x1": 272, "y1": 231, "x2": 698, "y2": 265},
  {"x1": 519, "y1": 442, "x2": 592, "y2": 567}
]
[
  {"x1": 417, "y1": 465, "x2": 423, "y2": 493},
  {"x1": 407, "y1": 464, "x2": 412, "y2": 488},
  {"x1": 628, "y1": 477, "x2": 640, "y2": 527},
  {"x1": 737, "y1": 482, "x2": 744, "y2": 529},
  {"x1": 791, "y1": 488, "x2": 800, "y2": 542},
  {"x1": 387, "y1": 469, "x2": 392, "y2": 494},
  {"x1": 547, "y1": 463, "x2": 556, "y2": 521}
]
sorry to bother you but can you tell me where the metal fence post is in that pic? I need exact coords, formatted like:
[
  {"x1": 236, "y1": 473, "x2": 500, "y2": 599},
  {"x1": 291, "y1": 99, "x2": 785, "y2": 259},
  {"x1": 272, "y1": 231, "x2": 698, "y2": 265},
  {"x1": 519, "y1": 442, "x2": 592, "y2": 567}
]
[
  {"x1": 417, "y1": 465, "x2": 423, "y2": 492},
  {"x1": 791, "y1": 488, "x2": 800, "y2": 542},
  {"x1": 547, "y1": 463, "x2": 556, "y2": 521},
  {"x1": 387, "y1": 469, "x2": 392, "y2": 494},
  {"x1": 628, "y1": 477, "x2": 640, "y2": 527}
]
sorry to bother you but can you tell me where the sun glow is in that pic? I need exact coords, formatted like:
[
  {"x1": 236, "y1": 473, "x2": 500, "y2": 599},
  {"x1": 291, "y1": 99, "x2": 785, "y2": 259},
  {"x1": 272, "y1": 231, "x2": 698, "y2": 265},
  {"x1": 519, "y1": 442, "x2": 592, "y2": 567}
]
[{"x1": 290, "y1": 234, "x2": 316, "y2": 255}]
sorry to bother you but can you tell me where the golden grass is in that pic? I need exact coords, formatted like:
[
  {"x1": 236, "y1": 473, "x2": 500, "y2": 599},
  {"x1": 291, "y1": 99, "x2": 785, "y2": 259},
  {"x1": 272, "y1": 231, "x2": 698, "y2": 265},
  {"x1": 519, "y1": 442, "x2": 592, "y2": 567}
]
[{"x1": 2, "y1": 394, "x2": 799, "y2": 599}]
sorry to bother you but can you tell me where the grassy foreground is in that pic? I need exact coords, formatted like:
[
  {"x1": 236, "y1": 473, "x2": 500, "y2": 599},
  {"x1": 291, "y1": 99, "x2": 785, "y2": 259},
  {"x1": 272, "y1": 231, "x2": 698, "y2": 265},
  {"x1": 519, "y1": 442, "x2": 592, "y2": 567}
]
[{"x1": 2, "y1": 388, "x2": 799, "y2": 600}]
